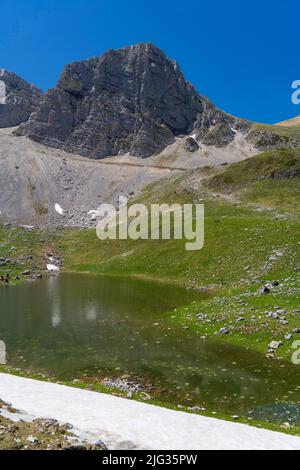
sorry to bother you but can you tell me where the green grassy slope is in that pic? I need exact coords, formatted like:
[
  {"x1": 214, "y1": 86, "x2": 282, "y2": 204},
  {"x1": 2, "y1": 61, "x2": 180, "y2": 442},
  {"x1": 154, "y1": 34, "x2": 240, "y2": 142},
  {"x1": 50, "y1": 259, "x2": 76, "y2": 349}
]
[
  {"x1": 0, "y1": 225, "x2": 55, "y2": 284},
  {"x1": 205, "y1": 148, "x2": 300, "y2": 211},
  {"x1": 206, "y1": 148, "x2": 300, "y2": 184},
  {"x1": 248, "y1": 123, "x2": 300, "y2": 150},
  {"x1": 58, "y1": 196, "x2": 299, "y2": 288},
  {"x1": 253, "y1": 123, "x2": 300, "y2": 140}
]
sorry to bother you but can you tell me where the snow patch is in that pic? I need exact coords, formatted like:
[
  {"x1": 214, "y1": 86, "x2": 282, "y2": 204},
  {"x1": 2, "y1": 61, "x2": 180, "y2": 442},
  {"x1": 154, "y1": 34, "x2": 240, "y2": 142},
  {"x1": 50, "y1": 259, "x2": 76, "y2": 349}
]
[
  {"x1": 46, "y1": 264, "x2": 60, "y2": 272},
  {"x1": 87, "y1": 209, "x2": 101, "y2": 221},
  {"x1": 0, "y1": 407, "x2": 34, "y2": 424},
  {"x1": 0, "y1": 373, "x2": 300, "y2": 450},
  {"x1": 19, "y1": 225, "x2": 34, "y2": 230},
  {"x1": 54, "y1": 203, "x2": 64, "y2": 215}
]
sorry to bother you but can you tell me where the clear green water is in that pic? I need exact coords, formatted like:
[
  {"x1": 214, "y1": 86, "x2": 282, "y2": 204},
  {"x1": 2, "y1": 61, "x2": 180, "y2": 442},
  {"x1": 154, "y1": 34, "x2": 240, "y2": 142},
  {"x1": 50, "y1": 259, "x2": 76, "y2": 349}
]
[{"x1": 0, "y1": 273, "x2": 300, "y2": 423}]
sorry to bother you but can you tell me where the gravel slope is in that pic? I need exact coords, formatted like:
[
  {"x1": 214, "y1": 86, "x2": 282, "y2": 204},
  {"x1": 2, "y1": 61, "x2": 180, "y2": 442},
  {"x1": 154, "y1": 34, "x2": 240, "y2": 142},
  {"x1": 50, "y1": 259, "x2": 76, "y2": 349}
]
[
  {"x1": 0, "y1": 127, "x2": 256, "y2": 227},
  {"x1": 0, "y1": 128, "x2": 179, "y2": 226}
]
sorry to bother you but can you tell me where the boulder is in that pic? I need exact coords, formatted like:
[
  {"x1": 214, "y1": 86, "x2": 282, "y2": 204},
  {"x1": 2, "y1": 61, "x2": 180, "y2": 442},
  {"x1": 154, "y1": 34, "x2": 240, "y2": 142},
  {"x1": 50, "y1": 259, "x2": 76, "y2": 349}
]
[
  {"x1": 184, "y1": 137, "x2": 199, "y2": 152},
  {"x1": 268, "y1": 341, "x2": 283, "y2": 350}
]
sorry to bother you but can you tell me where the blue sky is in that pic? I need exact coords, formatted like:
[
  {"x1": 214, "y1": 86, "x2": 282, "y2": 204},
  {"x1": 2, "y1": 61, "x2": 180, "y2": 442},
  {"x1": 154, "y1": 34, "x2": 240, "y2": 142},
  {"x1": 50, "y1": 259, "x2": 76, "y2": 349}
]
[{"x1": 1, "y1": 0, "x2": 299, "y2": 123}]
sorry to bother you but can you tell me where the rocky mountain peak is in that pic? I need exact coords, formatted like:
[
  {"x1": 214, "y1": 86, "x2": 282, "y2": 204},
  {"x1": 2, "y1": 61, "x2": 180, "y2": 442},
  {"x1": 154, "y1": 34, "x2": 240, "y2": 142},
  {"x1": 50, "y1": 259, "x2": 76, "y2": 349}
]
[
  {"x1": 0, "y1": 69, "x2": 42, "y2": 128},
  {"x1": 16, "y1": 43, "x2": 208, "y2": 158},
  {"x1": 4, "y1": 45, "x2": 300, "y2": 159}
]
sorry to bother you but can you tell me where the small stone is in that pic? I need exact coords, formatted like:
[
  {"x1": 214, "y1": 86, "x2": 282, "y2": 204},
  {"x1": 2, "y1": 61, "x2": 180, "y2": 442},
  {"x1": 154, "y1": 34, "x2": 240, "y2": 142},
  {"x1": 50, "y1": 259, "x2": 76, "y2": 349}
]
[
  {"x1": 65, "y1": 443, "x2": 87, "y2": 451},
  {"x1": 268, "y1": 341, "x2": 283, "y2": 350},
  {"x1": 263, "y1": 285, "x2": 271, "y2": 294},
  {"x1": 140, "y1": 392, "x2": 151, "y2": 401},
  {"x1": 283, "y1": 422, "x2": 291, "y2": 429},
  {"x1": 276, "y1": 309, "x2": 287, "y2": 315},
  {"x1": 92, "y1": 440, "x2": 107, "y2": 450},
  {"x1": 219, "y1": 327, "x2": 230, "y2": 335},
  {"x1": 27, "y1": 435, "x2": 38, "y2": 444},
  {"x1": 270, "y1": 312, "x2": 279, "y2": 319},
  {"x1": 266, "y1": 353, "x2": 275, "y2": 359}
]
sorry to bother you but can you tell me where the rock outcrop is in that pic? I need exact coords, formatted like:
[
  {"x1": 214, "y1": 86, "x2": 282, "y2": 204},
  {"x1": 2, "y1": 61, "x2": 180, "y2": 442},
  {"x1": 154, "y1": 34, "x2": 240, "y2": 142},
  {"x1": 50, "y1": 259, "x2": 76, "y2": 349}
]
[
  {"x1": 15, "y1": 44, "x2": 250, "y2": 158},
  {"x1": 0, "y1": 69, "x2": 42, "y2": 128},
  {"x1": 193, "y1": 98, "x2": 250, "y2": 146},
  {"x1": 184, "y1": 137, "x2": 199, "y2": 152},
  {"x1": 247, "y1": 128, "x2": 300, "y2": 151}
]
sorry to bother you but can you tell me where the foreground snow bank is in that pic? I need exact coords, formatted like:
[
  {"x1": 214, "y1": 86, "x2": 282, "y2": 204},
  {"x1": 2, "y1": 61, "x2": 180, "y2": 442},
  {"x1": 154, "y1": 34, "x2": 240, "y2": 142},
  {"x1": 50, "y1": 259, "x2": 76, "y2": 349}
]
[{"x1": 0, "y1": 373, "x2": 299, "y2": 450}]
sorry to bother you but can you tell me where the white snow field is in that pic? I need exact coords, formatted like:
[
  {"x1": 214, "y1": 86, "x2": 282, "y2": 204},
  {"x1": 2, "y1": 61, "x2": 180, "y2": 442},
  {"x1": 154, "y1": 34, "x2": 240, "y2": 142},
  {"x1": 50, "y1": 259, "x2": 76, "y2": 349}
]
[{"x1": 0, "y1": 373, "x2": 300, "y2": 450}]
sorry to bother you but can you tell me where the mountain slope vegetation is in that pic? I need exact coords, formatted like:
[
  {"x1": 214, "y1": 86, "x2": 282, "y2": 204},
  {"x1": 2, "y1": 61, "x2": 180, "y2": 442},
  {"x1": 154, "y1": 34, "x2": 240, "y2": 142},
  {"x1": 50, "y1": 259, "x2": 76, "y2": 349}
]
[{"x1": 204, "y1": 148, "x2": 300, "y2": 211}]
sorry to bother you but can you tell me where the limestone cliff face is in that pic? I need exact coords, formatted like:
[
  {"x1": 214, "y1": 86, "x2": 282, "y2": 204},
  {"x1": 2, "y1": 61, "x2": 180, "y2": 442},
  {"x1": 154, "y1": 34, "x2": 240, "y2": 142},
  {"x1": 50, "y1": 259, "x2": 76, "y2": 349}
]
[
  {"x1": 0, "y1": 69, "x2": 42, "y2": 128},
  {"x1": 4, "y1": 44, "x2": 300, "y2": 158},
  {"x1": 15, "y1": 44, "x2": 249, "y2": 158}
]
